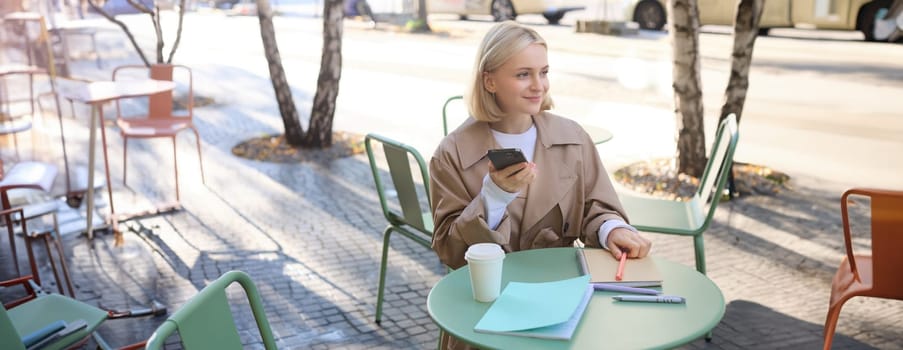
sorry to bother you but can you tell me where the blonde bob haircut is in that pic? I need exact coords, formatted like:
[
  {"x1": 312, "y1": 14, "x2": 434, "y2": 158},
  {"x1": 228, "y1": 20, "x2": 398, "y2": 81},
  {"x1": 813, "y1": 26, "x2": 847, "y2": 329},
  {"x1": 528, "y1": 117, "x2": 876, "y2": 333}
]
[{"x1": 467, "y1": 21, "x2": 554, "y2": 123}]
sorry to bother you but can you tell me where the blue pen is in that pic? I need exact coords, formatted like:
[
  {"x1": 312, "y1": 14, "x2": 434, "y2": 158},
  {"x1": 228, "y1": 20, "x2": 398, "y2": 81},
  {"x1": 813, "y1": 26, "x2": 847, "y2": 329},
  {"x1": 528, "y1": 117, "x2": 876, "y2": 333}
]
[
  {"x1": 592, "y1": 283, "x2": 661, "y2": 295},
  {"x1": 613, "y1": 295, "x2": 686, "y2": 304}
]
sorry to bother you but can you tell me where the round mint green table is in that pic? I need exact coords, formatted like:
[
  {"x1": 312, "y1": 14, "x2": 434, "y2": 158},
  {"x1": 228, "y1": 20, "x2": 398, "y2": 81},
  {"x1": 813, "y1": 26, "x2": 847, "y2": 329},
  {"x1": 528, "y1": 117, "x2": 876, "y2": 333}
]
[{"x1": 427, "y1": 247, "x2": 725, "y2": 349}]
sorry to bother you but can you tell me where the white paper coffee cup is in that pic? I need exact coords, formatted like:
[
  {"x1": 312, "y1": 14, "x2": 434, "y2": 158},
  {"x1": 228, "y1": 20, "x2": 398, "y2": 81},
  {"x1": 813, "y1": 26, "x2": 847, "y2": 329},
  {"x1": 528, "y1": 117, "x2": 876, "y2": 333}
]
[{"x1": 465, "y1": 243, "x2": 505, "y2": 303}]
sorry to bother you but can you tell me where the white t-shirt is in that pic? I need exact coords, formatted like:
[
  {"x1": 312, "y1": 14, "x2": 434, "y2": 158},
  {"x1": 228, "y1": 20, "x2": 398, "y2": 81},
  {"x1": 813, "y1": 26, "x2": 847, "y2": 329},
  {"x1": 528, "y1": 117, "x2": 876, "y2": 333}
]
[{"x1": 481, "y1": 125, "x2": 635, "y2": 249}]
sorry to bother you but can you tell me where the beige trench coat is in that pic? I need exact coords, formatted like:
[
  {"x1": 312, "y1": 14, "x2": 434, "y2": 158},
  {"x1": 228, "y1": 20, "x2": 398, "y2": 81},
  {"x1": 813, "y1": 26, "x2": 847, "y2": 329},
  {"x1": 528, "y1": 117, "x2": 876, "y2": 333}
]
[{"x1": 429, "y1": 111, "x2": 630, "y2": 270}]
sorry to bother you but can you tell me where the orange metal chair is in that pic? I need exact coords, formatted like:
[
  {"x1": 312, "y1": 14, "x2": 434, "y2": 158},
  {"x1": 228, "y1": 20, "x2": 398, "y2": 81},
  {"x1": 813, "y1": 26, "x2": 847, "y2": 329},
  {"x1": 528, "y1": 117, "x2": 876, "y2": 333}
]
[
  {"x1": 823, "y1": 188, "x2": 903, "y2": 350},
  {"x1": 112, "y1": 64, "x2": 204, "y2": 202}
]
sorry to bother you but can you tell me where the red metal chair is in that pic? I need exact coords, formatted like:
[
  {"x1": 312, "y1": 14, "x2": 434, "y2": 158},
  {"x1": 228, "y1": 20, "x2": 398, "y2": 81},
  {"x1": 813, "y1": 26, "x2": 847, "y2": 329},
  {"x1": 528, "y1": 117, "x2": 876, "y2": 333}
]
[
  {"x1": 112, "y1": 64, "x2": 204, "y2": 203},
  {"x1": 823, "y1": 188, "x2": 903, "y2": 349}
]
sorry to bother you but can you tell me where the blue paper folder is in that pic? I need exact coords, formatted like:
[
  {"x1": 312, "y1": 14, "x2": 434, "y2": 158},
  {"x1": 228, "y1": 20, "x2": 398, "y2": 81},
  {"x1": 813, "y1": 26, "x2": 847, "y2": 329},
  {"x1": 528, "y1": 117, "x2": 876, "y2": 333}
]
[{"x1": 474, "y1": 275, "x2": 592, "y2": 340}]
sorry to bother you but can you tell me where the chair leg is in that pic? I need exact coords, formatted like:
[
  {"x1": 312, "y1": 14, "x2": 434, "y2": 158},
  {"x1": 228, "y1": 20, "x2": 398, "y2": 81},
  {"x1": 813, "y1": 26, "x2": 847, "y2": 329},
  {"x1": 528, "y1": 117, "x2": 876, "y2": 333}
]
[
  {"x1": 40, "y1": 232, "x2": 66, "y2": 295},
  {"x1": 24, "y1": 234, "x2": 41, "y2": 286},
  {"x1": 375, "y1": 225, "x2": 395, "y2": 325},
  {"x1": 12, "y1": 131, "x2": 20, "y2": 162},
  {"x1": 192, "y1": 127, "x2": 205, "y2": 185},
  {"x1": 823, "y1": 296, "x2": 851, "y2": 350},
  {"x1": 693, "y1": 234, "x2": 706, "y2": 275},
  {"x1": 172, "y1": 136, "x2": 179, "y2": 202},
  {"x1": 6, "y1": 220, "x2": 21, "y2": 277},
  {"x1": 50, "y1": 213, "x2": 75, "y2": 297},
  {"x1": 123, "y1": 136, "x2": 128, "y2": 187},
  {"x1": 437, "y1": 329, "x2": 446, "y2": 350},
  {"x1": 692, "y1": 235, "x2": 711, "y2": 341}
]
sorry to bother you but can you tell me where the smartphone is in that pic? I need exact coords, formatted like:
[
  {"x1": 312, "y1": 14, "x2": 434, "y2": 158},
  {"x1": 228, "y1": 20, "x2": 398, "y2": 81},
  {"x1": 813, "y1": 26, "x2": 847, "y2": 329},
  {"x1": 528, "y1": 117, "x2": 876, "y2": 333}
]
[{"x1": 487, "y1": 148, "x2": 528, "y2": 171}]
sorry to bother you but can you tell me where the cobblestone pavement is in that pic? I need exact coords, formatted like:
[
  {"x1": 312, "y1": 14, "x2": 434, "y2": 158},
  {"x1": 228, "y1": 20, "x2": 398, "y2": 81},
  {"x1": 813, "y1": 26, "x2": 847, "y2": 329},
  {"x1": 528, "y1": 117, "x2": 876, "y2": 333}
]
[
  {"x1": 2, "y1": 15, "x2": 902, "y2": 350},
  {"x1": 5, "y1": 99, "x2": 901, "y2": 350}
]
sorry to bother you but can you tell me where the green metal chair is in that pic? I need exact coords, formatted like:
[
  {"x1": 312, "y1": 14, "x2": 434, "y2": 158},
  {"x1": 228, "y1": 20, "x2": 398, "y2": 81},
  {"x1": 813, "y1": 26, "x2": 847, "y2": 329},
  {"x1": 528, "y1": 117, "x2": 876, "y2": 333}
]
[
  {"x1": 1, "y1": 207, "x2": 138, "y2": 350},
  {"x1": 365, "y1": 133, "x2": 434, "y2": 325},
  {"x1": 1, "y1": 291, "x2": 109, "y2": 350},
  {"x1": 442, "y1": 95, "x2": 466, "y2": 136},
  {"x1": 617, "y1": 114, "x2": 740, "y2": 276},
  {"x1": 145, "y1": 270, "x2": 276, "y2": 350}
]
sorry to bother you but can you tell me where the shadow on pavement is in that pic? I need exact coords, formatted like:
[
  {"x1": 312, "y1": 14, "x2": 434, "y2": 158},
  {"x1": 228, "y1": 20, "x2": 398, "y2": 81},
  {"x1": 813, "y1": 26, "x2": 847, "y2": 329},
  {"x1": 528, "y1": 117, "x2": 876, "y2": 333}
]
[{"x1": 682, "y1": 300, "x2": 878, "y2": 349}]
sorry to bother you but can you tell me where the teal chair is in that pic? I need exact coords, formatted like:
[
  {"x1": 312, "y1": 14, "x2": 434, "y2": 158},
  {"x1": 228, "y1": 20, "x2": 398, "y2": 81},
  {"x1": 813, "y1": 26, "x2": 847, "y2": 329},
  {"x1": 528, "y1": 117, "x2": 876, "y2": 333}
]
[
  {"x1": 1, "y1": 206, "x2": 106, "y2": 350},
  {"x1": 442, "y1": 95, "x2": 466, "y2": 136},
  {"x1": 145, "y1": 270, "x2": 276, "y2": 350},
  {"x1": 1, "y1": 290, "x2": 109, "y2": 350},
  {"x1": 617, "y1": 114, "x2": 740, "y2": 276},
  {"x1": 365, "y1": 133, "x2": 434, "y2": 325}
]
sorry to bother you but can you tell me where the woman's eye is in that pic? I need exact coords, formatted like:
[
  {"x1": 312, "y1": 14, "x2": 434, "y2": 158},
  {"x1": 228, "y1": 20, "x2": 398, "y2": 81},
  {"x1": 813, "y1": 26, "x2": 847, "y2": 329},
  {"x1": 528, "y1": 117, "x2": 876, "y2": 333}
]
[
  {"x1": 517, "y1": 72, "x2": 528, "y2": 78},
  {"x1": 541, "y1": 70, "x2": 549, "y2": 76}
]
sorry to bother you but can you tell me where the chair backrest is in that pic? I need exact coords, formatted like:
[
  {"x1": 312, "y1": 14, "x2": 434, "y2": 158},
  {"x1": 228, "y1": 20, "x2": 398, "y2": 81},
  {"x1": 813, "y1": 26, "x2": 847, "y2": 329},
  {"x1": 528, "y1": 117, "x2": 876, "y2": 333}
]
[
  {"x1": 113, "y1": 64, "x2": 193, "y2": 120},
  {"x1": 144, "y1": 271, "x2": 277, "y2": 350},
  {"x1": 0, "y1": 306, "x2": 27, "y2": 350},
  {"x1": 841, "y1": 188, "x2": 903, "y2": 296},
  {"x1": 692, "y1": 114, "x2": 740, "y2": 230},
  {"x1": 148, "y1": 64, "x2": 175, "y2": 119},
  {"x1": 365, "y1": 133, "x2": 433, "y2": 235},
  {"x1": 442, "y1": 95, "x2": 467, "y2": 136}
]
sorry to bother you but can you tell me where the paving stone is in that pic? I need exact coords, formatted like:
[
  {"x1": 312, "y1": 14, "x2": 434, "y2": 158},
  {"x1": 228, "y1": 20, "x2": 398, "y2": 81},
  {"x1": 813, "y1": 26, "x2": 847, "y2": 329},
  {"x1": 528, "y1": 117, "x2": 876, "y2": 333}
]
[{"x1": 1, "y1": 46, "x2": 900, "y2": 350}]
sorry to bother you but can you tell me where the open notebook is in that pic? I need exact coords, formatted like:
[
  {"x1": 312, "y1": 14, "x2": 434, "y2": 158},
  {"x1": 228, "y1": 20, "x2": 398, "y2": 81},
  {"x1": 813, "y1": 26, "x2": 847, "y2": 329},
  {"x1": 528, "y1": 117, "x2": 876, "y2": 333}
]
[
  {"x1": 474, "y1": 275, "x2": 592, "y2": 340},
  {"x1": 578, "y1": 248, "x2": 663, "y2": 287}
]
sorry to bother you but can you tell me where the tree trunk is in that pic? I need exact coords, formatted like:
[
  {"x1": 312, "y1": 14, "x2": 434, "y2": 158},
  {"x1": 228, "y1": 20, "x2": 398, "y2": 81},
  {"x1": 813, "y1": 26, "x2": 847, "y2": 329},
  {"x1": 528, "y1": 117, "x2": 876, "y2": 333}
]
[
  {"x1": 412, "y1": 0, "x2": 431, "y2": 32},
  {"x1": 669, "y1": 0, "x2": 706, "y2": 177},
  {"x1": 305, "y1": 0, "x2": 345, "y2": 147},
  {"x1": 257, "y1": 0, "x2": 305, "y2": 144},
  {"x1": 719, "y1": 0, "x2": 763, "y2": 124}
]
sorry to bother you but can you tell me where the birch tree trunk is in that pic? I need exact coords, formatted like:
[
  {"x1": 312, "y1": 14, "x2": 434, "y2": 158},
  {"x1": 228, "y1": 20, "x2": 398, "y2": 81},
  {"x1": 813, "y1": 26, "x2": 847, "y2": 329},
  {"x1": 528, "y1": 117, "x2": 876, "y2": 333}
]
[
  {"x1": 413, "y1": 0, "x2": 431, "y2": 32},
  {"x1": 305, "y1": 0, "x2": 345, "y2": 147},
  {"x1": 719, "y1": 0, "x2": 764, "y2": 124},
  {"x1": 669, "y1": 0, "x2": 706, "y2": 177},
  {"x1": 257, "y1": 0, "x2": 305, "y2": 144}
]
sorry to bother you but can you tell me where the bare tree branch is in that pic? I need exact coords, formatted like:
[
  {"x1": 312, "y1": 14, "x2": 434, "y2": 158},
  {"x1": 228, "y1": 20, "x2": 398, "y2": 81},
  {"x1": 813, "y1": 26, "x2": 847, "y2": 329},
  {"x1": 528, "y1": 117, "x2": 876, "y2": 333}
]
[
  {"x1": 87, "y1": 0, "x2": 150, "y2": 66},
  {"x1": 167, "y1": 0, "x2": 188, "y2": 64},
  {"x1": 152, "y1": 6, "x2": 164, "y2": 63}
]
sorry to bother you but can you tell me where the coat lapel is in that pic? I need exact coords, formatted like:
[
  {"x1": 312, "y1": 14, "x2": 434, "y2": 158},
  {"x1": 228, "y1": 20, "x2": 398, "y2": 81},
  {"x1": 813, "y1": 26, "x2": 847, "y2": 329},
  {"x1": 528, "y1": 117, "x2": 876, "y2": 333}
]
[
  {"x1": 454, "y1": 118, "x2": 497, "y2": 172},
  {"x1": 520, "y1": 113, "x2": 579, "y2": 233}
]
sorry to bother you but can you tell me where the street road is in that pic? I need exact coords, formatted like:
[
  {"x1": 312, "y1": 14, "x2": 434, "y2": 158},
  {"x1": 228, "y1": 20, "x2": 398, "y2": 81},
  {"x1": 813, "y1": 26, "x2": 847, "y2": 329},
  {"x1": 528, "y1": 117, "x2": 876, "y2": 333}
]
[{"x1": 124, "y1": 9, "x2": 903, "y2": 191}]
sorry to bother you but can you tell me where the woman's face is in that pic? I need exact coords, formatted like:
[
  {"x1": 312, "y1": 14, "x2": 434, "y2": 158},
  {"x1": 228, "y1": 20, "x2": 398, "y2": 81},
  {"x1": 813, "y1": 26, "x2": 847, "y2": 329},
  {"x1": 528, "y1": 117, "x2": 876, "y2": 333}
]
[{"x1": 483, "y1": 43, "x2": 549, "y2": 119}]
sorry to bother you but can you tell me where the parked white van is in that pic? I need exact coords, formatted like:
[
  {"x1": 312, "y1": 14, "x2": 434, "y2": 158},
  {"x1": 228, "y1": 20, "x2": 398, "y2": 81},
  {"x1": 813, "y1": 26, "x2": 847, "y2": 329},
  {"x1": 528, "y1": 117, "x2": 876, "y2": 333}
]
[
  {"x1": 626, "y1": 0, "x2": 899, "y2": 42},
  {"x1": 427, "y1": 0, "x2": 586, "y2": 24}
]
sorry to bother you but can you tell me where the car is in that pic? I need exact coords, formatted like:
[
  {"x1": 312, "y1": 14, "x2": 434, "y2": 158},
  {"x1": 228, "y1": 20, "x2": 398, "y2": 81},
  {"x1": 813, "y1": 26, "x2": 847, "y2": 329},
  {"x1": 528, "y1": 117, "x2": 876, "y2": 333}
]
[
  {"x1": 210, "y1": 0, "x2": 241, "y2": 9},
  {"x1": 92, "y1": 0, "x2": 154, "y2": 15},
  {"x1": 625, "y1": 0, "x2": 898, "y2": 42},
  {"x1": 426, "y1": 0, "x2": 586, "y2": 24}
]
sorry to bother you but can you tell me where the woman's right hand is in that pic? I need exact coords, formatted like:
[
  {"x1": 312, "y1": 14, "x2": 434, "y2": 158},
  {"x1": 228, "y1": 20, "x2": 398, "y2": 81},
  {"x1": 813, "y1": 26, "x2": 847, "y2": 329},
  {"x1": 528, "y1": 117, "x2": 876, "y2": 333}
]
[{"x1": 489, "y1": 162, "x2": 536, "y2": 193}]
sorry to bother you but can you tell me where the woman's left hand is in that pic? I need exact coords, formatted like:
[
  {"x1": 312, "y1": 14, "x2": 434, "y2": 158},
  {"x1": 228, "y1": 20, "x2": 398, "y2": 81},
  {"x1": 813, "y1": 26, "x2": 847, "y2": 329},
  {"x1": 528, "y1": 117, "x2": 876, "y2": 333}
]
[{"x1": 606, "y1": 228, "x2": 652, "y2": 259}]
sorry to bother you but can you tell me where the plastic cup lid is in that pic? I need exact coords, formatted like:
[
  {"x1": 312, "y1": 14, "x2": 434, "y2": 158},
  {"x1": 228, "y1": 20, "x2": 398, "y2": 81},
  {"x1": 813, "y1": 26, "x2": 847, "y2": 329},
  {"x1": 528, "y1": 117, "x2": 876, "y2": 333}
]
[{"x1": 465, "y1": 243, "x2": 504, "y2": 261}]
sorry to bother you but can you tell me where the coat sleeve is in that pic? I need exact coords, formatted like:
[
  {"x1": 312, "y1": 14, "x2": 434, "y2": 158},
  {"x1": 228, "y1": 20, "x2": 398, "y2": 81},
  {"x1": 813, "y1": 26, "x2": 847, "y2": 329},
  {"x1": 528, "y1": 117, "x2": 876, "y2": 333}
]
[
  {"x1": 429, "y1": 141, "x2": 512, "y2": 269},
  {"x1": 577, "y1": 132, "x2": 630, "y2": 249}
]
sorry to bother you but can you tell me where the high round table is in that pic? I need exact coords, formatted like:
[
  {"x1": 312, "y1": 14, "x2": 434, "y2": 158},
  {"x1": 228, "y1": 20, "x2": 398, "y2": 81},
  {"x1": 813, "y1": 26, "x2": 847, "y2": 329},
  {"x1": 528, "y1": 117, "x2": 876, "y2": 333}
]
[
  {"x1": 427, "y1": 247, "x2": 724, "y2": 349},
  {"x1": 58, "y1": 79, "x2": 176, "y2": 239}
]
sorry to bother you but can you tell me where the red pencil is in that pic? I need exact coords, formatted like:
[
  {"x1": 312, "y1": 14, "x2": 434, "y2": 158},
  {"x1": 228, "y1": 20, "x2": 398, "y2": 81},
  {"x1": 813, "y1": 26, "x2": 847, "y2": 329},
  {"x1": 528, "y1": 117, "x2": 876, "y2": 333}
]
[{"x1": 615, "y1": 252, "x2": 627, "y2": 281}]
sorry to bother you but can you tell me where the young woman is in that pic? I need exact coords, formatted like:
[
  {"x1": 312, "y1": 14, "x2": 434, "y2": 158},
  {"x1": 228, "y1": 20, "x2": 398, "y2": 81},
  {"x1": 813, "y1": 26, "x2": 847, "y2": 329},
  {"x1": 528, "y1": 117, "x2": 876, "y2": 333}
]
[{"x1": 430, "y1": 21, "x2": 652, "y2": 271}]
